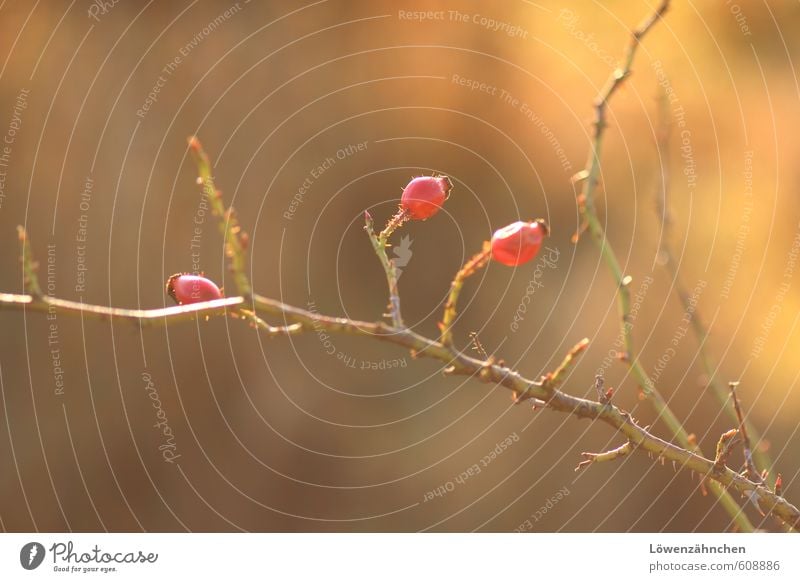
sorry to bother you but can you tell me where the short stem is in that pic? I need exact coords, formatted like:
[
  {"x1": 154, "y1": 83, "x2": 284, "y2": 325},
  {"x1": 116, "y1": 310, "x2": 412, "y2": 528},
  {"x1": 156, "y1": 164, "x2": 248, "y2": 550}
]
[
  {"x1": 365, "y1": 211, "x2": 404, "y2": 327},
  {"x1": 17, "y1": 226, "x2": 43, "y2": 298},
  {"x1": 440, "y1": 243, "x2": 492, "y2": 347}
]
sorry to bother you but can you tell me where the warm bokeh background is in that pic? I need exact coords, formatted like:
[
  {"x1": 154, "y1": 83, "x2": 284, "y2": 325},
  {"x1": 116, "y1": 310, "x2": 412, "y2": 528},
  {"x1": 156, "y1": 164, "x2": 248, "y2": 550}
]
[{"x1": 1, "y1": 0, "x2": 798, "y2": 532}]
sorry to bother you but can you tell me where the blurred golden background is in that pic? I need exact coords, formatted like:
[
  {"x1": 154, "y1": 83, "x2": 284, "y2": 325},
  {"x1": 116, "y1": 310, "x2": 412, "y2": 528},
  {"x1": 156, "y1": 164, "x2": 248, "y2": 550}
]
[{"x1": 1, "y1": 0, "x2": 799, "y2": 532}]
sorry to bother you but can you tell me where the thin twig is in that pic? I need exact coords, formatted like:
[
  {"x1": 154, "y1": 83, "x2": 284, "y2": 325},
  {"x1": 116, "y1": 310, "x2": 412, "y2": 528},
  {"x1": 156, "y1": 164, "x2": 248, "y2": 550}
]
[
  {"x1": 365, "y1": 211, "x2": 404, "y2": 327},
  {"x1": 729, "y1": 382, "x2": 760, "y2": 481},
  {"x1": 187, "y1": 136, "x2": 251, "y2": 297},
  {"x1": 653, "y1": 89, "x2": 773, "y2": 475},
  {"x1": 541, "y1": 338, "x2": 591, "y2": 393}
]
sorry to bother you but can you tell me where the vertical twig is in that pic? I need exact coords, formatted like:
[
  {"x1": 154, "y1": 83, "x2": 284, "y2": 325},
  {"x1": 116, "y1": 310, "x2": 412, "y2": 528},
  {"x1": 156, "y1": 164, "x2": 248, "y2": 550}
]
[
  {"x1": 439, "y1": 243, "x2": 492, "y2": 347},
  {"x1": 729, "y1": 382, "x2": 760, "y2": 481},
  {"x1": 365, "y1": 211, "x2": 404, "y2": 327},
  {"x1": 187, "y1": 136, "x2": 251, "y2": 298},
  {"x1": 17, "y1": 226, "x2": 43, "y2": 298},
  {"x1": 379, "y1": 208, "x2": 411, "y2": 241},
  {"x1": 575, "y1": 0, "x2": 753, "y2": 531}
]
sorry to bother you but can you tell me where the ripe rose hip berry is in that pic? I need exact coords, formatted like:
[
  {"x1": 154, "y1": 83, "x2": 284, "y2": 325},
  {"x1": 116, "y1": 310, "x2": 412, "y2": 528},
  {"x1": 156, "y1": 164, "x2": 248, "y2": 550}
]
[
  {"x1": 166, "y1": 273, "x2": 223, "y2": 305},
  {"x1": 401, "y1": 175, "x2": 452, "y2": 220},
  {"x1": 490, "y1": 220, "x2": 549, "y2": 267}
]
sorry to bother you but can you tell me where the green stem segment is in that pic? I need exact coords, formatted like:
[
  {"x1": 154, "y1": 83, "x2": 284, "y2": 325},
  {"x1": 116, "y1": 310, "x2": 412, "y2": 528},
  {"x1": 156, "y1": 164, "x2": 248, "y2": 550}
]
[
  {"x1": 17, "y1": 226, "x2": 42, "y2": 297},
  {"x1": 187, "y1": 136, "x2": 251, "y2": 298},
  {"x1": 379, "y1": 208, "x2": 410, "y2": 241},
  {"x1": 440, "y1": 243, "x2": 492, "y2": 347}
]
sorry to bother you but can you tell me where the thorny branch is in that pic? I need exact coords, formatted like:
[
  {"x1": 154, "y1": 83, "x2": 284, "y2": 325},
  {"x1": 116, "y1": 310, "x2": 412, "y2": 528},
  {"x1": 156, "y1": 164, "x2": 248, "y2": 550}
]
[
  {"x1": 187, "y1": 136, "x2": 251, "y2": 298},
  {"x1": 729, "y1": 382, "x2": 760, "y2": 482}
]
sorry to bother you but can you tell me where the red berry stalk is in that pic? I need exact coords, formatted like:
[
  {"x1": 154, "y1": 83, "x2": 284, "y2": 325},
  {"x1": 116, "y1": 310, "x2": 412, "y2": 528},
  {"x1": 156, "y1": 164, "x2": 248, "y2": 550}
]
[
  {"x1": 440, "y1": 219, "x2": 548, "y2": 347},
  {"x1": 439, "y1": 242, "x2": 492, "y2": 346},
  {"x1": 368, "y1": 175, "x2": 453, "y2": 327}
]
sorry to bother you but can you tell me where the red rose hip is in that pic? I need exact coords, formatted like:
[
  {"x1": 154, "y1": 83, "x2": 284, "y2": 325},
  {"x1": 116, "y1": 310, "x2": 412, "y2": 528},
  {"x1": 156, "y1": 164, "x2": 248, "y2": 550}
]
[
  {"x1": 490, "y1": 220, "x2": 549, "y2": 266},
  {"x1": 166, "y1": 273, "x2": 223, "y2": 305},
  {"x1": 400, "y1": 175, "x2": 452, "y2": 220}
]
